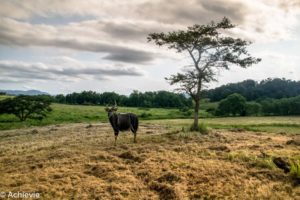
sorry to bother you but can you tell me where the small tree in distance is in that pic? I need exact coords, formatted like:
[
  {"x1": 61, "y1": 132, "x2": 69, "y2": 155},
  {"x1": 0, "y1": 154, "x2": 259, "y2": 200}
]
[
  {"x1": 216, "y1": 93, "x2": 247, "y2": 116},
  {"x1": 148, "y1": 17, "x2": 261, "y2": 130},
  {"x1": 0, "y1": 95, "x2": 52, "y2": 121}
]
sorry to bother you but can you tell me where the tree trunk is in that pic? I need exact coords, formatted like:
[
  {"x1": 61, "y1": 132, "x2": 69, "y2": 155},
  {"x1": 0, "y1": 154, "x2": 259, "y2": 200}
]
[{"x1": 192, "y1": 98, "x2": 200, "y2": 130}]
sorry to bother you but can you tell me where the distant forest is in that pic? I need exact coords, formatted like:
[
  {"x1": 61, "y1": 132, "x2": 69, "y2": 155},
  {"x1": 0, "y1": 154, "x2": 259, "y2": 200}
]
[
  {"x1": 52, "y1": 78, "x2": 300, "y2": 108},
  {"x1": 54, "y1": 90, "x2": 193, "y2": 108},
  {"x1": 203, "y1": 78, "x2": 300, "y2": 102}
]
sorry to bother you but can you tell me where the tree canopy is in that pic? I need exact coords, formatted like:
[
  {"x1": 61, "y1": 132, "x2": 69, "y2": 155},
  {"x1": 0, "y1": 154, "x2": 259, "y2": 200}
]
[
  {"x1": 216, "y1": 93, "x2": 246, "y2": 116},
  {"x1": 55, "y1": 90, "x2": 192, "y2": 108},
  {"x1": 0, "y1": 95, "x2": 52, "y2": 121},
  {"x1": 203, "y1": 78, "x2": 300, "y2": 101}
]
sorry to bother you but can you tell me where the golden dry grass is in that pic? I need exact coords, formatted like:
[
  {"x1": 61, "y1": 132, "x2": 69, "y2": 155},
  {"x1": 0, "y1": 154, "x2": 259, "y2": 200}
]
[{"x1": 0, "y1": 122, "x2": 300, "y2": 199}]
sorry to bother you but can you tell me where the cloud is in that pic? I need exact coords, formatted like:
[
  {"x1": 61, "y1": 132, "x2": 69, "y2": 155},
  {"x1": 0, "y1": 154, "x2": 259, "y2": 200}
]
[
  {"x1": 0, "y1": 18, "x2": 156, "y2": 64},
  {"x1": 0, "y1": 0, "x2": 299, "y2": 54},
  {"x1": 0, "y1": 57, "x2": 144, "y2": 83},
  {"x1": 136, "y1": 0, "x2": 246, "y2": 25},
  {"x1": 0, "y1": 0, "x2": 300, "y2": 90}
]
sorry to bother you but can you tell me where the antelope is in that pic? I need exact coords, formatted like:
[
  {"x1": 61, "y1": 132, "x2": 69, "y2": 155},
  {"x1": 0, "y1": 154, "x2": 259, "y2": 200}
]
[{"x1": 105, "y1": 102, "x2": 139, "y2": 145}]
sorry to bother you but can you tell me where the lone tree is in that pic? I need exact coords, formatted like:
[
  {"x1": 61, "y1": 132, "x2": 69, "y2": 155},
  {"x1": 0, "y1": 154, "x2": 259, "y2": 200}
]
[
  {"x1": 148, "y1": 17, "x2": 261, "y2": 130},
  {"x1": 0, "y1": 95, "x2": 52, "y2": 121}
]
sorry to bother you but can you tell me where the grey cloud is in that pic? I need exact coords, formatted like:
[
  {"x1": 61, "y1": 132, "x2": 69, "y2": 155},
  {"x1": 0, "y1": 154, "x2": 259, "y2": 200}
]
[
  {"x1": 0, "y1": 18, "x2": 156, "y2": 64},
  {"x1": 103, "y1": 50, "x2": 154, "y2": 63},
  {"x1": 46, "y1": 39, "x2": 155, "y2": 64},
  {"x1": 137, "y1": 0, "x2": 247, "y2": 25},
  {"x1": 0, "y1": 59, "x2": 144, "y2": 83},
  {"x1": 102, "y1": 22, "x2": 149, "y2": 42},
  {"x1": 201, "y1": 0, "x2": 245, "y2": 22}
]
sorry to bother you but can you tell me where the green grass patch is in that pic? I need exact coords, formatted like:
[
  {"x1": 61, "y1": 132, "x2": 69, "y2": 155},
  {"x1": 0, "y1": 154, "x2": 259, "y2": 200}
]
[
  {"x1": 0, "y1": 103, "x2": 210, "y2": 130},
  {"x1": 290, "y1": 160, "x2": 300, "y2": 180},
  {"x1": 1, "y1": 103, "x2": 300, "y2": 133},
  {"x1": 148, "y1": 117, "x2": 300, "y2": 134},
  {"x1": 0, "y1": 95, "x2": 13, "y2": 101}
]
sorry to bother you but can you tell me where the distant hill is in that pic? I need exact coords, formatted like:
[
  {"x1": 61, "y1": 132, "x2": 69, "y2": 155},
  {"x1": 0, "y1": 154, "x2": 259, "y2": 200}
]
[{"x1": 0, "y1": 90, "x2": 50, "y2": 96}]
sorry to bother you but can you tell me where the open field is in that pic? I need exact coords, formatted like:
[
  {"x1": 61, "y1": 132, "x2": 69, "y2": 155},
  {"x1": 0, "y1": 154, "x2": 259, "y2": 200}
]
[
  {"x1": 149, "y1": 117, "x2": 300, "y2": 135},
  {"x1": 1, "y1": 103, "x2": 300, "y2": 135},
  {"x1": 0, "y1": 103, "x2": 211, "y2": 130},
  {"x1": 0, "y1": 121, "x2": 300, "y2": 199}
]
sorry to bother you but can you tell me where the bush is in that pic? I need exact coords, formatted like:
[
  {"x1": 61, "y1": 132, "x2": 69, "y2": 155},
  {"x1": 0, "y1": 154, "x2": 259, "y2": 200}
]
[
  {"x1": 206, "y1": 107, "x2": 216, "y2": 115},
  {"x1": 245, "y1": 102, "x2": 262, "y2": 116},
  {"x1": 179, "y1": 106, "x2": 192, "y2": 116},
  {"x1": 190, "y1": 123, "x2": 209, "y2": 134},
  {"x1": 216, "y1": 93, "x2": 246, "y2": 116},
  {"x1": 139, "y1": 112, "x2": 152, "y2": 119}
]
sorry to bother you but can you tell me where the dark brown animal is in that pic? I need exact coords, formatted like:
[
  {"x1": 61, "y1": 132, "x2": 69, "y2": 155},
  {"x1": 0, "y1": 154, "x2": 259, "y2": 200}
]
[{"x1": 105, "y1": 103, "x2": 138, "y2": 145}]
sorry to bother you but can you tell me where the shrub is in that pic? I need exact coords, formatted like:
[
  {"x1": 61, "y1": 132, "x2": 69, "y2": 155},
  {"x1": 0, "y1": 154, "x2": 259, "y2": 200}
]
[
  {"x1": 139, "y1": 112, "x2": 152, "y2": 119},
  {"x1": 245, "y1": 102, "x2": 262, "y2": 116},
  {"x1": 190, "y1": 123, "x2": 209, "y2": 134},
  {"x1": 216, "y1": 93, "x2": 246, "y2": 116},
  {"x1": 206, "y1": 107, "x2": 216, "y2": 115},
  {"x1": 179, "y1": 106, "x2": 192, "y2": 116}
]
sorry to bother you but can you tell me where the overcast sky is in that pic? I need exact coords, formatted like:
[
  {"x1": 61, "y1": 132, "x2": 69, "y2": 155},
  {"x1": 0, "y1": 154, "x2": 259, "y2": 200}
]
[{"x1": 0, "y1": 0, "x2": 299, "y2": 95}]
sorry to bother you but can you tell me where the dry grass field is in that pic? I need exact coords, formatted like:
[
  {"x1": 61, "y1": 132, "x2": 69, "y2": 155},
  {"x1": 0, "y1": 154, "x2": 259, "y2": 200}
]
[{"x1": 0, "y1": 122, "x2": 300, "y2": 199}]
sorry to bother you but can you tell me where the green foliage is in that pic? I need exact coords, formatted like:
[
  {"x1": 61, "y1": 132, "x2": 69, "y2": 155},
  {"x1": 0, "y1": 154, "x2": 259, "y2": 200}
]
[
  {"x1": 0, "y1": 103, "x2": 213, "y2": 130},
  {"x1": 190, "y1": 123, "x2": 209, "y2": 134},
  {"x1": 216, "y1": 93, "x2": 246, "y2": 116},
  {"x1": 0, "y1": 95, "x2": 13, "y2": 101},
  {"x1": 259, "y1": 96, "x2": 300, "y2": 116},
  {"x1": 290, "y1": 160, "x2": 300, "y2": 179},
  {"x1": 179, "y1": 106, "x2": 192, "y2": 116},
  {"x1": 0, "y1": 95, "x2": 52, "y2": 121},
  {"x1": 139, "y1": 112, "x2": 152, "y2": 119},
  {"x1": 245, "y1": 102, "x2": 262, "y2": 116},
  {"x1": 56, "y1": 90, "x2": 192, "y2": 108},
  {"x1": 206, "y1": 107, "x2": 217, "y2": 116},
  {"x1": 204, "y1": 78, "x2": 300, "y2": 102}
]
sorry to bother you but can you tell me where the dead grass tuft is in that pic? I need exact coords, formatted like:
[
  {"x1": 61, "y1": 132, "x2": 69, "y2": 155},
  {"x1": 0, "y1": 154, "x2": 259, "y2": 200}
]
[
  {"x1": 118, "y1": 151, "x2": 143, "y2": 162},
  {"x1": 157, "y1": 172, "x2": 182, "y2": 184},
  {"x1": 208, "y1": 145, "x2": 231, "y2": 152}
]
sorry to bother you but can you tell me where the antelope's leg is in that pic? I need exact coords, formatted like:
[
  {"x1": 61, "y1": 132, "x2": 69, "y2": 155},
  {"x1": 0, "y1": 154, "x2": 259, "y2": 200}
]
[
  {"x1": 114, "y1": 132, "x2": 118, "y2": 146},
  {"x1": 133, "y1": 132, "x2": 137, "y2": 143}
]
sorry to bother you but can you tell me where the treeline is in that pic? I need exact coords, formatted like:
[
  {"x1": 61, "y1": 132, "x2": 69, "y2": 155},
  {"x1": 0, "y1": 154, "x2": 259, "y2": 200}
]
[
  {"x1": 204, "y1": 78, "x2": 300, "y2": 102},
  {"x1": 54, "y1": 90, "x2": 192, "y2": 108},
  {"x1": 213, "y1": 93, "x2": 300, "y2": 116}
]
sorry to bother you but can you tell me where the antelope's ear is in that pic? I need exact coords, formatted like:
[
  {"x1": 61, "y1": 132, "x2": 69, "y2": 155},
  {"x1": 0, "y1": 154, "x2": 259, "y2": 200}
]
[
  {"x1": 113, "y1": 106, "x2": 118, "y2": 112},
  {"x1": 105, "y1": 107, "x2": 110, "y2": 112}
]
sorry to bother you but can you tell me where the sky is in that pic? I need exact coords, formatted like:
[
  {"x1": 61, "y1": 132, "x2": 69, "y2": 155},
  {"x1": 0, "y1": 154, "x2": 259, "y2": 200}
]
[{"x1": 0, "y1": 0, "x2": 299, "y2": 95}]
